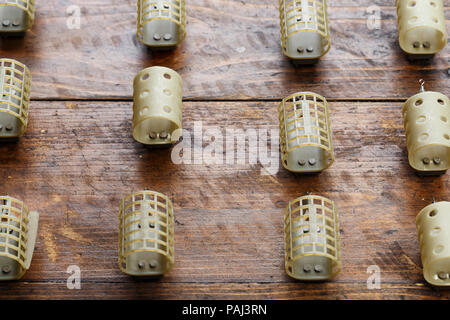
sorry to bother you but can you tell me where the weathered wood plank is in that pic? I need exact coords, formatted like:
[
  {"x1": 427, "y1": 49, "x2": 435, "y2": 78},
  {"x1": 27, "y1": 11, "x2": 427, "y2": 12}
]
[
  {"x1": 0, "y1": 100, "x2": 447, "y2": 299},
  {"x1": 0, "y1": 0, "x2": 447, "y2": 100},
  {"x1": 0, "y1": 282, "x2": 449, "y2": 300}
]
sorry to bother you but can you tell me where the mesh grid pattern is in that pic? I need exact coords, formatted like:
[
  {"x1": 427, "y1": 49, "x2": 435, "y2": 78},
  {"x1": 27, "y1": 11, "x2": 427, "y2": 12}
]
[
  {"x1": 0, "y1": 0, "x2": 35, "y2": 21},
  {"x1": 278, "y1": 92, "x2": 334, "y2": 168},
  {"x1": 137, "y1": 0, "x2": 186, "y2": 43},
  {"x1": 279, "y1": 0, "x2": 330, "y2": 56},
  {"x1": 119, "y1": 191, "x2": 175, "y2": 272},
  {"x1": 284, "y1": 195, "x2": 340, "y2": 277},
  {"x1": 0, "y1": 196, "x2": 31, "y2": 271},
  {"x1": 0, "y1": 59, "x2": 31, "y2": 131}
]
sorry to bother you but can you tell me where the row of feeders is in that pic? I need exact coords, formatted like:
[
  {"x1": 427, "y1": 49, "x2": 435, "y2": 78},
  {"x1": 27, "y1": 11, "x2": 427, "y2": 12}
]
[
  {"x1": 0, "y1": 196, "x2": 39, "y2": 281},
  {"x1": 403, "y1": 80, "x2": 450, "y2": 286},
  {"x1": 278, "y1": 3, "x2": 338, "y2": 281},
  {"x1": 137, "y1": 0, "x2": 186, "y2": 49},
  {"x1": 0, "y1": 0, "x2": 35, "y2": 35},
  {"x1": 4, "y1": 192, "x2": 448, "y2": 285},
  {"x1": 0, "y1": 58, "x2": 31, "y2": 140},
  {"x1": 0, "y1": 3, "x2": 37, "y2": 281},
  {"x1": 278, "y1": 0, "x2": 448, "y2": 62},
  {"x1": 396, "y1": 0, "x2": 447, "y2": 59},
  {"x1": 403, "y1": 79, "x2": 450, "y2": 286},
  {"x1": 2, "y1": 0, "x2": 446, "y2": 60},
  {"x1": 117, "y1": 191, "x2": 342, "y2": 281},
  {"x1": 402, "y1": 80, "x2": 450, "y2": 175},
  {"x1": 397, "y1": 0, "x2": 449, "y2": 286}
]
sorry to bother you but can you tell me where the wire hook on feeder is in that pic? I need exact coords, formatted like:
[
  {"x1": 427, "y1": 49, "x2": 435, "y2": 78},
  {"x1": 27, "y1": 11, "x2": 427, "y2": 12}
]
[{"x1": 419, "y1": 79, "x2": 426, "y2": 92}]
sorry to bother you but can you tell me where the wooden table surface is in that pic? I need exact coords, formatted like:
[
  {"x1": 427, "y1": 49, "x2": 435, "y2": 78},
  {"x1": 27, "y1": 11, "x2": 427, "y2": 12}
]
[{"x1": 0, "y1": 0, "x2": 449, "y2": 300}]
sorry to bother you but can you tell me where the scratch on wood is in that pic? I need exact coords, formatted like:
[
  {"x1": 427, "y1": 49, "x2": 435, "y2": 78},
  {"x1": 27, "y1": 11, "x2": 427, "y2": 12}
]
[
  {"x1": 260, "y1": 168, "x2": 281, "y2": 185},
  {"x1": 61, "y1": 227, "x2": 92, "y2": 244},
  {"x1": 40, "y1": 225, "x2": 58, "y2": 263},
  {"x1": 65, "y1": 102, "x2": 79, "y2": 109}
]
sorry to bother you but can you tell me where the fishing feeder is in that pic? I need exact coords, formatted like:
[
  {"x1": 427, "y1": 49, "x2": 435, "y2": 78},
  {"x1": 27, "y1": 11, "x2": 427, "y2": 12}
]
[
  {"x1": 284, "y1": 195, "x2": 341, "y2": 281},
  {"x1": 137, "y1": 0, "x2": 186, "y2": 49},
  {"x1": 132, "y1": 66, "x2": 182, "y2": 146},
  {"x1": 416, "y1": 201, "x2": 450, "y2": 286},
  {"x1": 0, "y1": 196, "x2": 39, "y2": 281},
  {"x1": 279, "y1": 92, "x2": 334, "y2": 173},
  {"x1": 118, "y1": 190, "x2": 175, "y2": 277},
  {"x1": 279, "y1": 0, "x2": 331, "y2": 64},
  {"x1": 396, "y1": 0, "x2": 447, "y2": 59},
  {"x1": 0, "y1": 58, "x2": 31, "y2": 140},
  {"x1": 0, "y1": 0, "x2": 35, "y2": 34},
  {"x1": 402, "y1": 80, "x2": 450, "y2": 175}
]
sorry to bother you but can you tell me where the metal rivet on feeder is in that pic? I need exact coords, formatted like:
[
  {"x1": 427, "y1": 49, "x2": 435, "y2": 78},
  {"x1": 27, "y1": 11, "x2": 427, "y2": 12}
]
[
  {"x1": 416, "y1": 201, "x2": 450, "y2": 286},
  {"x1": 0, "y1": 0, "x2": 35, "y2": 34},
  {"x1": 279, "y1": 92, "x2": 334, "y2": 173},
  {"x1": 137, "y1": 0, "x2": 186, "y2": 49},
  {"x1": 396, "y1": 0, "x2": 447, "y2": 59},
  {"x1": 132, "y1": 66, "x2": 183, "y2": 146},
  {"x1": 284, "y1": 195, "x2": 341, "y2": 281},
  {"x1": 0, "y1": 196, "x2": 39, "y2": 281},
  {"x1": 0, "y1": 59, "x2": 31, "y2": 141},
  {"x1": 118, "y1": 190, "x2": 175, "y2": 277},
  {"x1": 279, "y1": 0, "x2": 331, "y2": 64},
  {"x1": 402, "y1": 80, "x2": 450, "y2": 175}
]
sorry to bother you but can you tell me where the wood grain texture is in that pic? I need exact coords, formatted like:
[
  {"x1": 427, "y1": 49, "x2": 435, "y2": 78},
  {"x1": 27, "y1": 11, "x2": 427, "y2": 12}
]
[
  {"x1": 0, "y1": 100, "x2": 449, "y2": 299},
  {"x1": 0, "y1": 0, "x2": 448, "y2": 100},
  {"x1": 0, "y1": 0, "x2": 449, "y2": 300}
]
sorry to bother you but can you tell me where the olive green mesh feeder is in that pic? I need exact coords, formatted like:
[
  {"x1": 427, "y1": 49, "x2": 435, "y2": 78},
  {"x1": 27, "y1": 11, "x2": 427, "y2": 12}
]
[
  {"x1": 133, "y1": 66, "x2": 182, "y2": 146},
  {"x1": 0, "y1": 0, "x2": 35, "y2": 34},
  {"x1": 0, "y1": 196, "x2": 39, "y2": 281},
  {"x1": 402, "y1": 80, "x2": 450, "y2": 175},
  {"x1": 279, "y1": 92, "x2": 334, "y2": 173},
  {"x1": 284, "y1": 195, "x2": 341, "y2": 281},
  {"x1": 279, "y1": 0, "x2": 331, "y2": 64},
  {"x1": 416, "y1": 201, "x2": 450, "y2": 286},
  {"x1": 0, "y1": 59, "x2": 31, "y2": 140},
  {"x1": 119, "y1": 190, "x2": 175, "y2": 277},
  {"x1": 137, "y1": 0, "x2": 186, "y2": 49},
  {"x1": 396, "y1": 0, "x2": 447, "y2": 59}
]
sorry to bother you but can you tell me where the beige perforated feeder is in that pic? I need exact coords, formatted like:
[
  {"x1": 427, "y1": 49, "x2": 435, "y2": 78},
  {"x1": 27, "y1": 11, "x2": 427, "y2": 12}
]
[
  {"x1": 402, "y1": 80, "x2": 450, "y2": 175},
  {"x1": 279, "y1": 92, "x2": 334, "y2": 173},
  {"x1": 279, "y1": 0, "x2": 331, "y2": 64},
  {"x1": 0, "y1": 59, "x2": 31, "y2": 140},
  {"x1": 0, "y1": 0, "x2": 35, "y2": 33},
  {"x1": 396, "y1": 0, "x2": 447, "y2": 59},
  {"x1": 137, "y1": 0, "x2": 186, "y2": 49},
  {"x1": 0, "y1": 196, "x2": 39, "y2": 281},
  {"x1": 133, "y1": 66, "x2": 182, "y2": 146},
  {"x1": 284, "y1": 195, "x2": 341, "y2": 281},
  {"x1": 416, "y1": 201, "x2": 450, "y2": 286},
  {"x1": 119, "y1": 190, "x2": 175, "y2": 277}
]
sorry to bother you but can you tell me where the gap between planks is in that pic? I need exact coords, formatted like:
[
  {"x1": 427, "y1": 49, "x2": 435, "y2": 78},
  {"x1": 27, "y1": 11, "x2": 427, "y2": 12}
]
[{"x1": 31, "y1": 98, "x2": 409, "y2": 103}]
